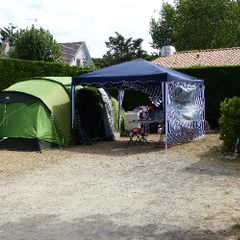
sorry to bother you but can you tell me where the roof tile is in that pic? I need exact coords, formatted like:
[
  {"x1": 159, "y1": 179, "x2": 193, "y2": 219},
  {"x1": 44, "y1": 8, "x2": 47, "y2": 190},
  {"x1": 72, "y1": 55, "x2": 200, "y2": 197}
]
[
  {"x1": 60, "y1": 42, "x2": 83, "y2": 64},
  {"x1": 152, "y1": 47, "x2": 240, "y2": 68}
]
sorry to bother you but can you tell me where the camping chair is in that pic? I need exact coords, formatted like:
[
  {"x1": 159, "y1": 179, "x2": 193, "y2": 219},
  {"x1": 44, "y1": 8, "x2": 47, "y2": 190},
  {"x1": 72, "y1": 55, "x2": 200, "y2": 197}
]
[
  {"x1": 127, "y1": 127, "x2": 148, "y2": 144},
  {"x1": 124, "y1": 111, "x2": 148, "y2": 144}
]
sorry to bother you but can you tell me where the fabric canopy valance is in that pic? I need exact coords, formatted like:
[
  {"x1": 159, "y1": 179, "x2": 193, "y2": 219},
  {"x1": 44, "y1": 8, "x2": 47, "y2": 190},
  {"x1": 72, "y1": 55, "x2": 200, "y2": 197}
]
[{"x1": 72, "y1": 58, "x2": 203, "y2": 87}]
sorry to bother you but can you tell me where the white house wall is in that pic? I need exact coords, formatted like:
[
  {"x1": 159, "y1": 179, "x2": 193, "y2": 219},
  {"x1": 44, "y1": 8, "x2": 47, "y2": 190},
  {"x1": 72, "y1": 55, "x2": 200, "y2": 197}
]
[{"x1": 70, "y1": 43, "x2": 93, "y2": 67}]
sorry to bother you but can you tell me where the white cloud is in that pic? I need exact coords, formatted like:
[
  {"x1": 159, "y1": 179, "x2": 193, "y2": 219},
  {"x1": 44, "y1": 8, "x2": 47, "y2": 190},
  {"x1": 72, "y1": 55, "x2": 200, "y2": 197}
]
[{"x1": 0, "y1": 0, "x2": 174, "y2": 57}]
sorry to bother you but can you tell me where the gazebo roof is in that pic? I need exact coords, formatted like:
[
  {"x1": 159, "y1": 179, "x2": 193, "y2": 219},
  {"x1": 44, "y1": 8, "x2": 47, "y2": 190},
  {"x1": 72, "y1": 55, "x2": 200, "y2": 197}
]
[{"x1": 72, "y1": 58, "x2": 203, "y2": 87}]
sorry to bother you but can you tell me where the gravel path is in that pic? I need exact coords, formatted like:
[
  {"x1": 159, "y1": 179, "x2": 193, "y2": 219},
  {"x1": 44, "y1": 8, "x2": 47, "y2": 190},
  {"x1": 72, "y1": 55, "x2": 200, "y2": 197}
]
[{"x1": 0, "y1": 134, "x2": 239, "y2": 240}]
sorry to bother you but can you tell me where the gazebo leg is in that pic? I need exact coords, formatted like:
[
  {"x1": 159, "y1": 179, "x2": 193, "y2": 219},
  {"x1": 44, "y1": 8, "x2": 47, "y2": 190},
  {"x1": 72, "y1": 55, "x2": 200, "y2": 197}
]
[{"x1": 164, "y1": 82, "x2": 168, "y2": 150}]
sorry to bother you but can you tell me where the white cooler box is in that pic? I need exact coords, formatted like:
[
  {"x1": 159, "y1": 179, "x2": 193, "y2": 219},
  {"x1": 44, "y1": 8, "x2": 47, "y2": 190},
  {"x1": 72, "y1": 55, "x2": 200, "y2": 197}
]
[{"x1": 124, "y1": 111, "x2": 141, "y2": 130}]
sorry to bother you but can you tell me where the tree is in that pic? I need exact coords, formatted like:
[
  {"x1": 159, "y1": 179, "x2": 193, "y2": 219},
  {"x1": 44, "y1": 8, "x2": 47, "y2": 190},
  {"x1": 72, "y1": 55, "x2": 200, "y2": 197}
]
[
  {"x1": 149, "y1": 3, "x2": 177, "y2": 49},
  {"x1": 0, "y1": 23, "x2": 17, "y2": 47},
  {"x1": 150, "y1": 0, "x2": 240, "y2": 51},
  {"x1": 102, "y1": 32, "x2": 147, "y2": 66},
  {"x1": 12, "y1": 26, "x2": 61, "y2": 62}
]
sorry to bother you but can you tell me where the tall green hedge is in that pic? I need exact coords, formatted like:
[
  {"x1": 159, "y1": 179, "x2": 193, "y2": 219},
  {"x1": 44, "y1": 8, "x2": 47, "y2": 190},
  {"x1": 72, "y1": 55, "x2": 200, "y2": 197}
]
[
  {"x1": 177, "y1": 65, "x2": 240, "y2": 128},
  {"x1": 0, "y1": 58, "x2": 94, "y2": 90}
]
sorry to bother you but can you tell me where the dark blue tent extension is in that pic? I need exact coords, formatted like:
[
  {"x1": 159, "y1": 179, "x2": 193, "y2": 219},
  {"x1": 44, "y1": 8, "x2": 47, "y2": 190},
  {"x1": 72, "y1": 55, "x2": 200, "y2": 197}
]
[{"x1": 71, "y1": 59, "x2": 205, "y2": 148}]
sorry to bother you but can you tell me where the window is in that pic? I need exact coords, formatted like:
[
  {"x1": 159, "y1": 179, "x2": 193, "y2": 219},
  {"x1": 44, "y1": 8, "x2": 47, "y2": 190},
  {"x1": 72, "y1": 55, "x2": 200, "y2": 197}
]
[{"x1": 76, "y1": 58, "x2": 81, "y2": 66}]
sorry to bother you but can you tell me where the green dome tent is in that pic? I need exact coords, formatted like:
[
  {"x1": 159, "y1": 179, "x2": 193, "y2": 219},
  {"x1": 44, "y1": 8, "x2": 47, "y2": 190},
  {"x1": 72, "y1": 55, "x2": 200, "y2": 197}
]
[
  {"x1": 0, "y1": 78, "x2": 72, "y2": 150},
  {"x1": 0, "y1": 77, "x2": 117, "y2": 151}
]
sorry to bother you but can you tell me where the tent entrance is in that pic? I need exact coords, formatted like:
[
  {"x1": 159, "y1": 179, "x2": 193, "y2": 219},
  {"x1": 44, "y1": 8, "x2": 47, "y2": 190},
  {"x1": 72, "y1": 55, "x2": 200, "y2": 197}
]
[{"x1": 75, "y1": 89, "x2": 106, "y2": 144}]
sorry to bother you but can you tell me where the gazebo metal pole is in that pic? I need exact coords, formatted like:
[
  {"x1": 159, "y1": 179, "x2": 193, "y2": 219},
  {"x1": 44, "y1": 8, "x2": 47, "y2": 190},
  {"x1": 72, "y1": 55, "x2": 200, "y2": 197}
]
[
  {"x1": 202, "y1": 84, "x2": 206, "y2": 136},
  {"x1": 71, "y1": 84, "x2": 76, "y2": 129},
  {"x1": 164, "y1": 82, "x2": 168, "y2": 149}
]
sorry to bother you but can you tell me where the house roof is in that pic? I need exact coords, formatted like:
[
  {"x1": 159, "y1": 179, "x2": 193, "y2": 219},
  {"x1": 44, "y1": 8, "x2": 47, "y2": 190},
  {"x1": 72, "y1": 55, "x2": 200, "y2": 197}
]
[
  {"x1": 60, "y1": 42, "x2": 83, "y2": 64},
  {"x1": 152, "y1": 47, "x2": 240, "y2": 68}
]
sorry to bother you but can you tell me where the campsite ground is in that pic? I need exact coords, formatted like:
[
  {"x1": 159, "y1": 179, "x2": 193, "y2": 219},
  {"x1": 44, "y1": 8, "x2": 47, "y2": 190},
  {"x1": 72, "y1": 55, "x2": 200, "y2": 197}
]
[{"x1": 0, "y1": 134, "x2": 239, "y2": 239}]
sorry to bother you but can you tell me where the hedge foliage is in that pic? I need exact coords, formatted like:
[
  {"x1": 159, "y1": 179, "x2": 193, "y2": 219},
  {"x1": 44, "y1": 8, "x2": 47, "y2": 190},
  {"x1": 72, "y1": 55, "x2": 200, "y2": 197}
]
[
  {"x1": 177, "y1": 65, "x2": 240, "y2": 128},
  {"x1": 0, "y1": 58, "x2": 94, "y2": 90},
  {"x1": 219, "y1": 96, "x2": 240, "y2": 152}
]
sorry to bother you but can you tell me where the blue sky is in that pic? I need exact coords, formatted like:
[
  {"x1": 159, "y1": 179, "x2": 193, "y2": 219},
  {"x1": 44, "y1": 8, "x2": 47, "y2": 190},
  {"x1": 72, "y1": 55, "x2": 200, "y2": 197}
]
[{"x1": 0, "y1": 0, "x2": 174, "y2": 57}]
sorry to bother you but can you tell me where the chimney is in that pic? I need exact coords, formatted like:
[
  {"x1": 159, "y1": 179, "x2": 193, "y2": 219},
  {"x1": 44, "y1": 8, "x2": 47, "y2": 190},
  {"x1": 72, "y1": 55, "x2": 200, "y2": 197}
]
[{"x1": 161, "y1": 45, "x2": 176, "y2": 57}]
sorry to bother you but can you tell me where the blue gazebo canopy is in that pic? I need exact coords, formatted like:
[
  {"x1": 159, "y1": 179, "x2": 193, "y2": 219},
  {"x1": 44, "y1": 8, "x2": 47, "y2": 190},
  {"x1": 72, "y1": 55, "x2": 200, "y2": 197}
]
[
  {"x1": 71, "y1": 58, "x2": 205, "y2": 148},
  {"x1": 72, "y1": 58, "x2": 203, "y2": 86}
]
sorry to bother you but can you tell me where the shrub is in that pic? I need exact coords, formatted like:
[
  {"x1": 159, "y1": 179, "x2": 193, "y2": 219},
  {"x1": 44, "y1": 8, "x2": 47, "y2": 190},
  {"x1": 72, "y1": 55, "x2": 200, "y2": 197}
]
[{"x1": 219, "y1": 96, "x2": 240, "y2": 152}]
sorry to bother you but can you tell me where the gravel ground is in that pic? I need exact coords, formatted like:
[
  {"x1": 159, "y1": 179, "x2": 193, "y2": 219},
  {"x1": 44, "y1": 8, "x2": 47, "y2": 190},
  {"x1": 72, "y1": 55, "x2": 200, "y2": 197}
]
[{"x1": 0, "y1": 134, "x2": 239, "y2": 240}]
